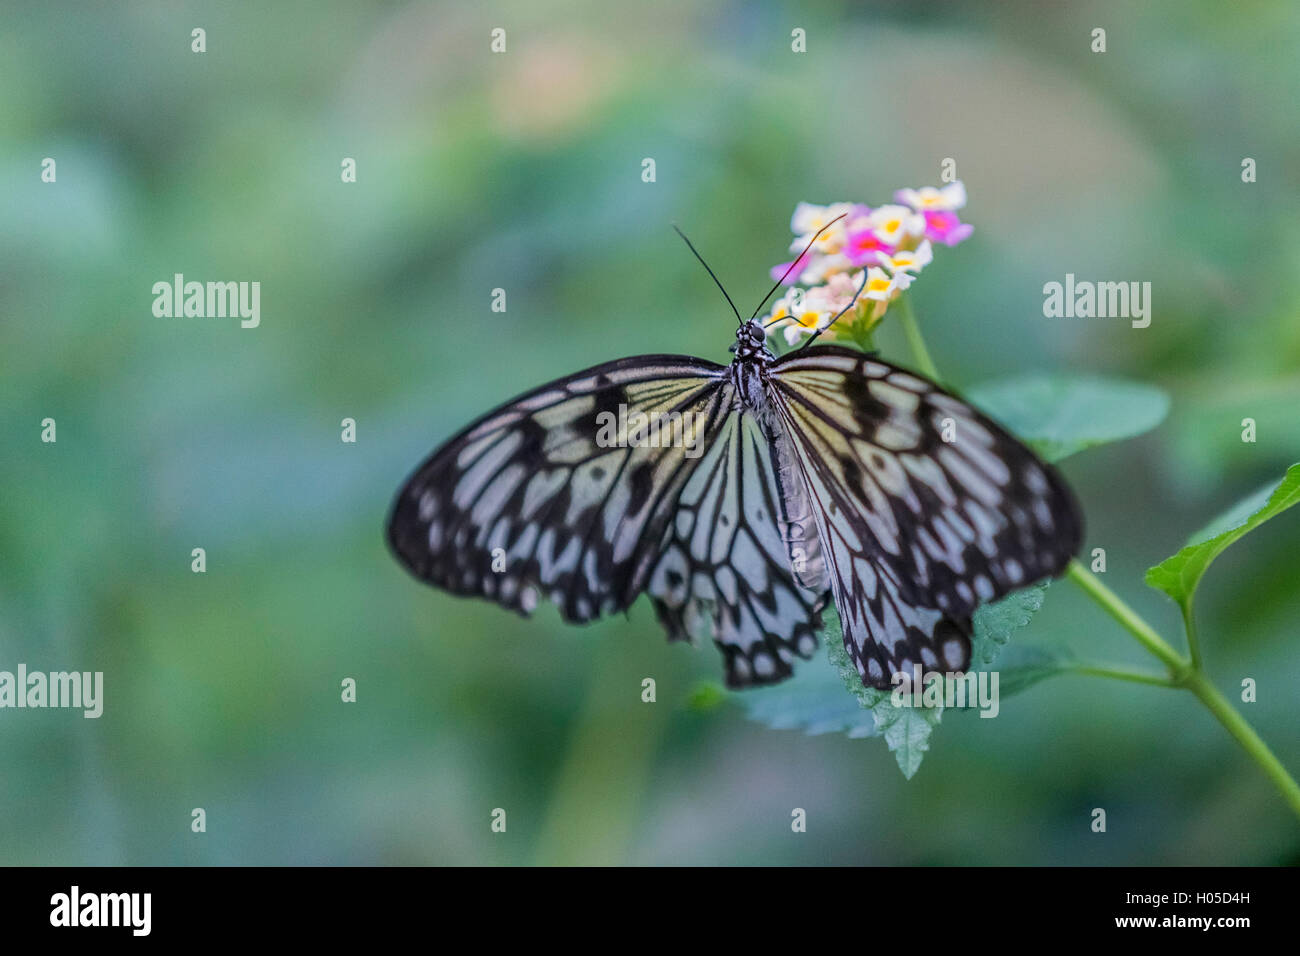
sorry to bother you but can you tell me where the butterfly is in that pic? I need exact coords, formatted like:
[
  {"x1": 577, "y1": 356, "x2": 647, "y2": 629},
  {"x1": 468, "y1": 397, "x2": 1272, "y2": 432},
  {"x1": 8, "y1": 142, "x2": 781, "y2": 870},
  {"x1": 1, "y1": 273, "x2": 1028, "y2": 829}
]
[{"x1": 386, "y1": 219, "x2": 1083, "y2": 691}]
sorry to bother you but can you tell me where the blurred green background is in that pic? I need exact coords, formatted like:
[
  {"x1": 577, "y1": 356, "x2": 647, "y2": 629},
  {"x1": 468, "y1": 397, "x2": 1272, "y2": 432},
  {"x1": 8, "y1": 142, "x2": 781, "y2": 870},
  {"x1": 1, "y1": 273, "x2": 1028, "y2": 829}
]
[{"x1": 2, "y1": 0, "x2": 1298, "y2": 865}]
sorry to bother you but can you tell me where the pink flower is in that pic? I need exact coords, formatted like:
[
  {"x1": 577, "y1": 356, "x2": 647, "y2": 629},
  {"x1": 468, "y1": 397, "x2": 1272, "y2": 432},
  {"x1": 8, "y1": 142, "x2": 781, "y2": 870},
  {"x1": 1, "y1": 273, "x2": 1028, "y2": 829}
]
[
  {"x1": 923, "y1": 210, "x2": 973, "y2": 246},
  {"x1": 843, "y1": 228, "x2": 896, "y2": 267}
]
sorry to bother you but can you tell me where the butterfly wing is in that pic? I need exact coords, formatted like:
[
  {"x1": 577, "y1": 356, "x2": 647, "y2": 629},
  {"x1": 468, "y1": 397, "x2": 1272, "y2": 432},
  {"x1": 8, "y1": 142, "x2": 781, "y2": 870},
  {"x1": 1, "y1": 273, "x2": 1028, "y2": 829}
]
[
  {"x1": 387, "y1": 355, "x2": 729, "y2": 622},
  {"x1": 767, "y1": 345, "x2": 1082, "y2": 690},
  {"x1": 646, "y1": 408, "x2": 828, "y2": 687}
]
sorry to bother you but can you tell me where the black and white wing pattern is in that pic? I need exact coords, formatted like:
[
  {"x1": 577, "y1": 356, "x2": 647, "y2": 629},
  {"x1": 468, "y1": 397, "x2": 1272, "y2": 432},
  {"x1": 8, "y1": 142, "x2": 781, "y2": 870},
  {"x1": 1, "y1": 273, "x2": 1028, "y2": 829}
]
[
  {"x1": 767, "y1": 346, "x2": 1082, "y2": 690},
  {"x1": 646, "y1": 409, "x2": 826, "y2": 687},
  {"x1": 387, "y1": 356, "x2": 826, "y2": 686},
  {"x1": 387, "y1": 356, "x2": 726, "y2": 622}
]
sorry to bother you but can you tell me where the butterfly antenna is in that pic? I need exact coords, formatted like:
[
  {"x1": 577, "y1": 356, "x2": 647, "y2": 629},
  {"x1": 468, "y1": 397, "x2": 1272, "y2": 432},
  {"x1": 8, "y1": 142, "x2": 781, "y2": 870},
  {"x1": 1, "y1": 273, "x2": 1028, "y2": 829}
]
[
  {"x1": 749, "y1": 212, "x2": 847, "y2": 321},
  {"x1": 800, "y1": 268, "x2": 870, "y2": 349},
  {"x1": 672, "y1": 225, "x2": 743, "y2": 326}
]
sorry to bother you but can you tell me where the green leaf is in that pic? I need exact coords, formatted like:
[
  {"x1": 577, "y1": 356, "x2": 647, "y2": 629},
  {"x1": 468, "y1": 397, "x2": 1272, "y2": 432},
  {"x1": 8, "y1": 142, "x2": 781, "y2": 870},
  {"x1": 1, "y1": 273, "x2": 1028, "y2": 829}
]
[
  {"x1": 870, "y1": 698, "x2": 941, "y2": 780},
  {"x1": 1144, "y1": 463, "x2": 1300, "y2": 607},
  {"x1": 971, "y1": 584, "x2": 1048, "y2": 668},
  {"x1": 967, "y1": 375, "x2": 1170, "y2": 463},
  {"x1": 987, "y1": 643, "x2": 1080, "y2": 698}
]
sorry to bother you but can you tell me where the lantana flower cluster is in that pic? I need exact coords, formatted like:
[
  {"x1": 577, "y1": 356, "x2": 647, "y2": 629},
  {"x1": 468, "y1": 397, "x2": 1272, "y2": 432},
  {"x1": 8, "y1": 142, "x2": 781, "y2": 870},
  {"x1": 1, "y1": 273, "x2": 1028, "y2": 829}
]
[{"x1": 764, "y1": 182, "x2": 972, "y2": 347}]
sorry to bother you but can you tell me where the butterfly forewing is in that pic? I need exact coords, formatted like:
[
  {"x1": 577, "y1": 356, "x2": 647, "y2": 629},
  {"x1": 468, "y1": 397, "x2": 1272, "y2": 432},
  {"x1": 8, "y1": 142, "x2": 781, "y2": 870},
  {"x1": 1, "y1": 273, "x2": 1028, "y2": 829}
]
[
  {"x1": 767, "y1": 346, "x2": 1082, "y2": 689},
  {"x1": 387, "y1": 356, "x2": 729, "y2": 621}
]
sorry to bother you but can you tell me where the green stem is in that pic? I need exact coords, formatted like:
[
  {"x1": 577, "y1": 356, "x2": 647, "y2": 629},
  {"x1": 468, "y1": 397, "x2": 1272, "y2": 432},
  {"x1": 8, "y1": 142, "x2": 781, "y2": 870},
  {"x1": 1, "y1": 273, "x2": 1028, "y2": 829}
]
[
  {"x1": 1068, "y1": 662, "x2": 1177, "y2": 687},
  {"x1": 895, "y1": 294, "x2": 941, "y2": 381},
  {"x1": 1181, "y1": 600, "x2": 1203, "y2": 672},
  {"x1": 1183, "y1": 671, "x2": 1300, "y2": 817},
  {"x1": 898, "y1": 303, "x2": 1300, "y2": 820}
]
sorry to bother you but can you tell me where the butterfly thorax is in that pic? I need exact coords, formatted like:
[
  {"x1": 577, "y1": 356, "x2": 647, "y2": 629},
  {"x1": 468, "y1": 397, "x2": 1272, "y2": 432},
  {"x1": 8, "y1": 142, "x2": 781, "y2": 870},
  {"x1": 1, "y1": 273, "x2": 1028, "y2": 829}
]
[{"x1": 728, "y1": 320, "x2": 775, "y2": 410}]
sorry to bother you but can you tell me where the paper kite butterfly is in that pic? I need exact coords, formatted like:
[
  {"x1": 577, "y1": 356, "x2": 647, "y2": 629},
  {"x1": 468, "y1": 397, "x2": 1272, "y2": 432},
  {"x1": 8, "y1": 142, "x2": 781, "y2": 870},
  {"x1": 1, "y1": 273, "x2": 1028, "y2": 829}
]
[{"x1": 386, "y1": 219, "x2": 1082, "y2": 691}]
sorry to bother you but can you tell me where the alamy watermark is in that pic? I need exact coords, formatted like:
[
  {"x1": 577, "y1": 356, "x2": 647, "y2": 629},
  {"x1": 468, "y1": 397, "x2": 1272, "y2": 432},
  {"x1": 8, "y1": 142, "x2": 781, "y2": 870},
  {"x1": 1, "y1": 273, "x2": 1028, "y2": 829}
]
[
  {"x1": 0, "y1": 665, "x2": 103, "y2": 718},
  {"x1": 891, "y1": 667, "x2": 1000, "y2": 718},
  {"x1": 50, "y1": 886, "x2": 150, "y2": 936},
  {"x1": 594, "y1": 404, "x2": 704, "y2": 458},
  {"x1": 152, "y1": 273, "x2": 260, "y2": 328},
  {"x1": 1042, "y1": 274, "x2": 1151, "y2": 328}
]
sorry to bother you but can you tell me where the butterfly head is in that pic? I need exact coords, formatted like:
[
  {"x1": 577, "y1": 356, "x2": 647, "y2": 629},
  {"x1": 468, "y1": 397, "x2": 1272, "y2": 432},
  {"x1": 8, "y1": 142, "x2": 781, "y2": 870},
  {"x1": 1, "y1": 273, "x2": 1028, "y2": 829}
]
[{"x1": 729, "y1": 320, "x2": 773, "y2": 363}]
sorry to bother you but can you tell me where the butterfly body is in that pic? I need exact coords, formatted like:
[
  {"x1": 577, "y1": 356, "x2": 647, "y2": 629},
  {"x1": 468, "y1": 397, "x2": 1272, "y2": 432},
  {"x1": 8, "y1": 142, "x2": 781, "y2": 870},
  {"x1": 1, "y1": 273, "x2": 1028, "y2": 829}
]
[
  {"x1": 725, "y1": 320, "x2": 777, "y2": 406},
  {"x1": 388, "y1": 318, "x2": 1082, "y2": 691}
]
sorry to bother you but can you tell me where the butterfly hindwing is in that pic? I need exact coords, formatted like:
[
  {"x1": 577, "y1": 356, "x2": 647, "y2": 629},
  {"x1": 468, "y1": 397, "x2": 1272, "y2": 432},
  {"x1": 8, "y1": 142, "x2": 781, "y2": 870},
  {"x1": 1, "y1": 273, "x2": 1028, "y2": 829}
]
[
  {"x1": 647, "y1": 409, "x2": 827, "y2": 687},
  {"x1": 387, "y1": 356, "x2": 729, "y2": 622},
  {"x1": 767, "y1": 345, "x2": 1082, "y2": 689}
]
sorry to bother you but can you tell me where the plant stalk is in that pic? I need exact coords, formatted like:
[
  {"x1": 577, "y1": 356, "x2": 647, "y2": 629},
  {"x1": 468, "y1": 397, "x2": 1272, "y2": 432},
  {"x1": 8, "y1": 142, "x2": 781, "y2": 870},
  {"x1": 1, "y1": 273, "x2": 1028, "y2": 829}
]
[
  {"x1": 1181, "y1": 600, "x2": 1204, "y2": 672},
  {"x1": 895, "y1": 294, "x2": 941, "y2": 381},
  {"x1": 1069, "y1": 662, "x2": 1177, "y2": 688},
  {"x1": 1182, "y1": 670, "x2": 1300, "y2": 817}
]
